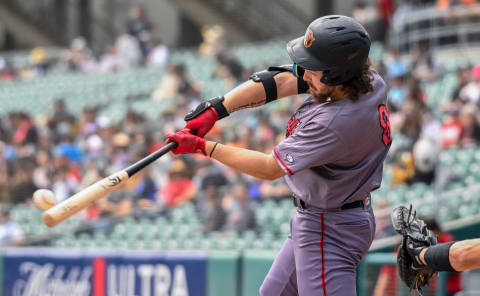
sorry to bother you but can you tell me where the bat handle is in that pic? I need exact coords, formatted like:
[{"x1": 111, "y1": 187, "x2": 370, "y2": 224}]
[
  {"x1": 123, "y1": 129, "x2": 196, "y2": 177},
  {"x1": 124, "y1": 141, "x2": 176, "y2": 177}
]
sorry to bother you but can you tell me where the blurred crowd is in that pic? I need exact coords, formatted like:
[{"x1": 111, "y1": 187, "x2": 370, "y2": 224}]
[
  {"x1": 0, "y1": 2, "x2": 479, "y2": 248},
  {"x1": 353, "y1": 0, "x2": 478, "y2": 44},
  {"x1": 0, "y1": 58, "x2": 297, "y2": 243},
  {"x1": 0, "y1": 4, "x2": 248, "y2": 86},
  {"x1": 0, "y1": 5, "x2": 168, "y2": 83}
]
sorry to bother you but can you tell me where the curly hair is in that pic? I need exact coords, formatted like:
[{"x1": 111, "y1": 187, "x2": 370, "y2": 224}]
[{"x1": 341, "y1": 58, "x2": 374, "y2": 101}]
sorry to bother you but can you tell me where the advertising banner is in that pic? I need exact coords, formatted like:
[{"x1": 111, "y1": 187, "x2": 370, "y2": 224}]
[{"x1": 3, "y1": 248, "x2": 207, "y2": 296}]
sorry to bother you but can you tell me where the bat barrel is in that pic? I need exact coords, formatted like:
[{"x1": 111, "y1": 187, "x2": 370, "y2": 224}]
[
  {"x1": 42, "y1": 170, "x2": 129, "y2": 227},
  {"x1": 42, "y1": 211, "x2": 60, "y2": 227}
]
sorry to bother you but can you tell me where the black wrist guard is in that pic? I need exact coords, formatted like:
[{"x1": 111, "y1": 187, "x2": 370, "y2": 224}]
[
  {"x1": 184, "y1": 96, "x2": 229, "y2": 121},
  {"x1": 424, "y1": 242, "x2": 456, "y2": 272}
]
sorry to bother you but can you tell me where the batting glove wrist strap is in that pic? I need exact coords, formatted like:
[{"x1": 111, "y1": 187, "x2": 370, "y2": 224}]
[{"x1": 185, "y1": 96, "x2": 229, "y2": 121}]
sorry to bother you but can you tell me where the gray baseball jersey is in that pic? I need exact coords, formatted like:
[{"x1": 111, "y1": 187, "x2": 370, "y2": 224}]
[{"x1": 272, "y1": 70, "x2": 391, "y2": 209}]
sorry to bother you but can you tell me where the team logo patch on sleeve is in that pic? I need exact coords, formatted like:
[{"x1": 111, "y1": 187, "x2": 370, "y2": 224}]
[
  {"x1": 286, "y1": 115, "x2": 301, "y2": 137},
  {"x1": 285, "y1": 154, "x2": 294, "y2": 164}
]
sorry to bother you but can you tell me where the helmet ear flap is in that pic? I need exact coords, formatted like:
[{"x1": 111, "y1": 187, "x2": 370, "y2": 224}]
[{"x1": 320, "y1": 68, "x2": 347, "y2": 86}]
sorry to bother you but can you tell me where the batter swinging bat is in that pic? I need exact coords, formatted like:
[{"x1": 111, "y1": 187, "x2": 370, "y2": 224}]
[{"x1": 42, "y1": 141, "x2": 178, "y2": 227}]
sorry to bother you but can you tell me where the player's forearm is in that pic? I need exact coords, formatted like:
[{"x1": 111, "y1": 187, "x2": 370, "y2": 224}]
[
  {"x1": 223, "y1": 73, "x2": 298, "y2": 113},
  {"x1": 448, "y1": 239, "x2": 480, "y2": 271},
  {"x1": 205, "y1": 141, "x2": 285, "y2": 180}
]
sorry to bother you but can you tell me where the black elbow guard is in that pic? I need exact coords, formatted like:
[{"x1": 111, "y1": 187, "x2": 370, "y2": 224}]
[{"x1": 249, "y1": 64, "x2": 309, "y2": 103}]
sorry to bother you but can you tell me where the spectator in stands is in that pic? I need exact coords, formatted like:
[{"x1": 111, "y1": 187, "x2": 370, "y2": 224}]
[
  {"x1": 125, "y1": 5, "x2": 152, "y2": 60},
  {"x1": 10, "y1": 158, "x2": 37, "y2": 204},
  {"x1": 79, "y1": 106, "x2": 99, "y2": 137},
  {"x1": 109, "y1": 132, "x2": 132, "y2": 172},
  {"x1": 198, "y1": 160, "x2": 228, "y2": 191},
  {"x1": 56, "y1": 134, "x2": 83, "y2": 165},
  {"x1": 407, "y1": 78, "x2": 427, "y2": 107},
  {"x1": 151, "y1": 64, "x2": 201, "y2": 101},
  {"x1": 116, "y1": 33, "x2": 142, "y2": 69},
  {"x1": 0, "y1": 64, "x2": 15, "y2": 82},
  {"x1": 0, "y1": 205, "x2": 24, "y2": 246},
  {"x1": 378, "y1": 0, "x2": 394, "y2": 29},
  {"x1": 198, "y1": 25, "x2": 226, "y2": 57},
  {"x1": 131, "y1": 167, "x2": 160, "y2": 218},
  {"x1": 201, "y1": 185, "x2": 226, "y2": 233},
  {"x1": 160, "y1": 159, "x2": 197, "y2": 207},
  {"x1": 396, "y1": 99, "x2": 423, "y2": 141},
  {"x1": 420, "y1": 110, "x2": 442, "y2": 142},
  {"x1": 29, "y1": 47, "x2": 49, "y2": 75},
  {"x1": 352, "y1": 1, "x2": 385, "y2": 42},
  {"x1": 13, "y1": 112, "x2": 37, "y2": 147},
  {"x1": 48, "y1": 100, "x2": 76, "y2": 145},
  {"x1": 452, "y1": 68, "x2": 471, "y2": 102},
  {"x1": 50, "y1": 99, "x2": 74, "y2": 125},
  {"x1": 459, "y1": 65, "x2": 480, "y2": 105},
  {"x1": 440, "y1": 104, "x2": 464, "y2": 148},
  {"x1": 411, "y1": 48, "x2": 445, "y2": 82},
  {"x1": 214, "y1": 52, "x2": 245, "y2": 86},
  {"x1": 387, "y1": 75, "x2": 408, "y2": 111},
  {"x1": 51, "y1": 163, "x2": 78, "y2": 203},
  {"x1": 32, "y1": 149, "x2": 53, "y2": 189},
  {"x1": 64, "y1": 37, "x2": 97, "y2": 73},
  {"x1": 147, "y1": 39, "x2": 169, "y2": 69},
  {"x1": 459, "y1": 103, "x2": 480, "y2": 145},
  {"x1": 98, "y1": 44, "x2": 121, "y2": 73},
  {"x1": 409, "y1": 138, "x2": 438, "y2": 185},
  {"x1": 98, "y1": 189, "x2": 133, "y2": 219},
  {"x1": 391, "y1": 150, "x2": 415, "y2": 186},
  {"x1": 223, "y1": 183, "x2": 256, "y2": 233},
  {"x1": 258, "y1": 178, "x2": 291, "y2": 201},
  {"x1": 385, "y1": 48, "x2": 409, "y2": 78}
]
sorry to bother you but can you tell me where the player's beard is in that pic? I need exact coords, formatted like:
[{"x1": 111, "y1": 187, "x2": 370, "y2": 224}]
[{"x1": 307, "y1": 82, "x2": 336, "y2": 104}]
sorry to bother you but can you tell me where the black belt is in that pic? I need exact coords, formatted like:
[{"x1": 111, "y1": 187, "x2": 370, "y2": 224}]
[{"x1": 292, "y1": 196, "x2": 365, "y2": 210}]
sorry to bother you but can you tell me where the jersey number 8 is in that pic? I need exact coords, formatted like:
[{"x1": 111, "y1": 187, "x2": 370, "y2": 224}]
[{"x1": 378, "y1": 104, "x2": 392, "y2": 146}]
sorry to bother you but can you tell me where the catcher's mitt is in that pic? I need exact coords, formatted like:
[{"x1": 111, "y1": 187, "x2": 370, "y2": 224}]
[{"x1": 391, "y1": 205, "x2": 438, "y2": 295}]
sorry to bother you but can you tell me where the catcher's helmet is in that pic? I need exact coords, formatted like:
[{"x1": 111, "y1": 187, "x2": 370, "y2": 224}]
[{"x1": 287, "y1": 15, "x2": 371, "y2": 86}]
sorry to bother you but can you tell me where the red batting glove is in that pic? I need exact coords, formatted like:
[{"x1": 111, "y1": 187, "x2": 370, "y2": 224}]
[
  {"x1": 166, "y1": 129, "x2": 207, "y2": 155},
  {"x1": 184, "y1": 107, "x2": 219, "y2": 137}
]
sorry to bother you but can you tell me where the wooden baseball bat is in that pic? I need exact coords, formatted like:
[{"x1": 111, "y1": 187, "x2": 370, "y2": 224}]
[{"x1": 42, "y1": 141, "x2": 178, "y2": 227}]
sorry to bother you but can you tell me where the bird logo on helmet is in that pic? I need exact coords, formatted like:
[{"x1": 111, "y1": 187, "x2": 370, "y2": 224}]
[{"x1": 303, "y1": 29, "x2": 315, "y2": 48}]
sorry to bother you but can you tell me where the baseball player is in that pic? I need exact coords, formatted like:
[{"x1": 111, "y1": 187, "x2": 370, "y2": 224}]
[{"x1": 166, "y1": 15, "x2": 391, "y2": 295}]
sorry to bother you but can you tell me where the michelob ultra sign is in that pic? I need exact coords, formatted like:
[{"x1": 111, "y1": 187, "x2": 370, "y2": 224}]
[{"x1": 3, "y1": 248, "x2": 207, "y2": 296}]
